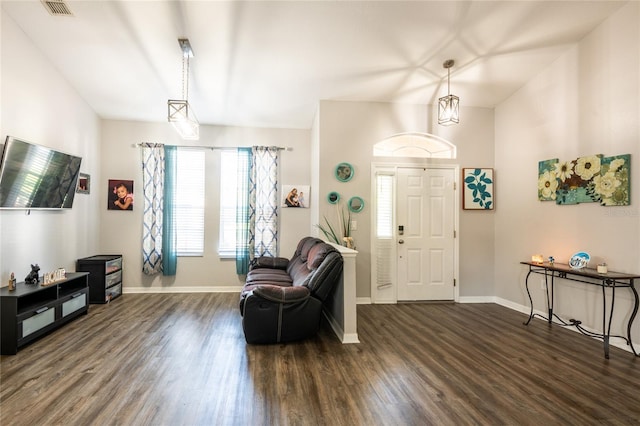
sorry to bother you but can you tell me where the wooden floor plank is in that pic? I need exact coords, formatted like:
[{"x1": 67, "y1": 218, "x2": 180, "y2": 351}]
[{"x1": 1, "y1": 293, "x2": 639, "y2": 425}]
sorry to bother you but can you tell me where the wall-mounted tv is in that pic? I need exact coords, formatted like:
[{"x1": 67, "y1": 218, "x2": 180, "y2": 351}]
[{"x1": 0, "y1": 136, "x2": 83, "y2": 209}]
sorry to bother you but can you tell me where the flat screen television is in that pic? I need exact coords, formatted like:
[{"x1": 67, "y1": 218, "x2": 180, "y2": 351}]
[{"x1": 0, "y1": 136, "x2": 83, "y2": 209}]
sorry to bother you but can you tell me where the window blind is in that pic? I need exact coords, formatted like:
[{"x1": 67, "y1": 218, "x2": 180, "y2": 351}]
[
  {"x1": 219, "y1": 150, "x2": 239, "y2": 256},
  {"x1": 176, "y1": 148, "x2": 205, "y2": 256},
  {"x1": 375, "y1": 173, "x2": 394, "y2": 288}
]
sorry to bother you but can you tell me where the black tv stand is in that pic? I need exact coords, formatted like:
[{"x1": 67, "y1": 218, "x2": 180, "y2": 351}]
[{"x1": 0, "y1": 272, "x2": 89, "y2": 355}]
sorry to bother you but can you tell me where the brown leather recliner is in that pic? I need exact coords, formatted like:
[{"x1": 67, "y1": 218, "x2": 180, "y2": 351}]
[{"x1": 239, "y1": 237, "x2": 343, "y2": 344}]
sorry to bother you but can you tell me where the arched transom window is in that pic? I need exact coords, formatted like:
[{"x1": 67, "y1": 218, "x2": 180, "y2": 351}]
[{"x1": 373, "y1": 132, "x2": 456, "y2": 159}]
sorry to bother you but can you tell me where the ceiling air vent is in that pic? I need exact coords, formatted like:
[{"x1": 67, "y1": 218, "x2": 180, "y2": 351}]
[{"x1": 41, "y1": 0, "x2": 74, "y2": 17}]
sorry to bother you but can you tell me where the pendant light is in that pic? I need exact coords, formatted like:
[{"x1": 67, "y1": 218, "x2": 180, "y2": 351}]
[
  {"x1": 438, "y1": 59, "x2": 459, "y2": 126},
  {"x1": 168, "y1": 38, "x2": 199, "y2": 140}
]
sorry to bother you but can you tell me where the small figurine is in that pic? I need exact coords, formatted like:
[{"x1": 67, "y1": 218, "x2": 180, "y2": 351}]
[
  {"x1": 8, "y1": 272, "x2": 16, "y2": 291},
  {"x1": 548, "y1": 256, "x2": 555, "y2": 265},
  {"x1": 24, "y1": 264, "x2": 40, "y2": 285}
]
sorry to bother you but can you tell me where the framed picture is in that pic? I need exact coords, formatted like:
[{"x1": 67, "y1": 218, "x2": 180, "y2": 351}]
[
  {"x1": 108, "y1": 179, "x2": 134, "y2": 211},
  {"x1": 282, "y1": 185, "x2": 310, "y2": 208},
  {"x1": 335, "y1": 162, "x2": 354, "y2": 182},
  {"x1": 462, "y1": 168, "x2": 494, "y2": 210},
  {"x1": 348, "y1": 196, "x2": 365, "y2": 213},
  {"x1": 76, "y1": 173, "x2": 90, "y2": 194},
  {"x1": 327, "y1": 191, "x2": 340, "y2": 204}
]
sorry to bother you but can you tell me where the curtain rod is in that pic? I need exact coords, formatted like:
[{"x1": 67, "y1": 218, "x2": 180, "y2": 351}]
[{"x1": 132, "y1": 143, "x2": 291, "y2": 151}]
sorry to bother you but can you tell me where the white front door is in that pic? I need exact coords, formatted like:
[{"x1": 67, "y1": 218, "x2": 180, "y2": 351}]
[{"x1": 396, "y1": 167, "x2": 455, "y2": 301}]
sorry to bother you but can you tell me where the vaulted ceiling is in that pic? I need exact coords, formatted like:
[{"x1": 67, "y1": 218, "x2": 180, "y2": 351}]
[{"x1": 2, "y1": 1, "x2": 626, "y2": 129}]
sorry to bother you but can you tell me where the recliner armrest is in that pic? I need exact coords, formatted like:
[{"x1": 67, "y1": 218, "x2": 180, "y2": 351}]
[
  {"x1": 251, "y1": 256, "x2": 289, "y2": 270},
  {"x1": 252, "y1": 285, "x2": 310, "y2": 303}
]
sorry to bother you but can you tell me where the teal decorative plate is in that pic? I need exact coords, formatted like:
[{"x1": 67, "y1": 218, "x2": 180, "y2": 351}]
[{"x1": 569, "y1": 252, "x2": 590, "y2": 269}]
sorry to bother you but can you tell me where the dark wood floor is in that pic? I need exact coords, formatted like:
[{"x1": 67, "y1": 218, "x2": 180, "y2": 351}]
[{"x1": 1, "y1": 293, "x2": 639, "y2": 426}]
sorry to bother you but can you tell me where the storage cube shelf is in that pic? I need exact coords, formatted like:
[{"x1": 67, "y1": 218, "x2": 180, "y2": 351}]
[{"x1": 76, "y1": 255, "x2": 123, "y2": 304}]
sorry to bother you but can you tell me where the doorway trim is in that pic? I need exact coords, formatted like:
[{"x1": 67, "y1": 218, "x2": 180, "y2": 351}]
[{"x1": 370, "y1": 161, "x2": 460, "y2": 304}]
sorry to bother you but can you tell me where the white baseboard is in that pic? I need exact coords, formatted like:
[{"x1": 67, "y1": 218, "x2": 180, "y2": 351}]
[
  {"x1": 493, "y1": 297, "x2": 634, "y2": 354},
  {"x1": 341, "y1": 333, "x2": 360, "y2": 344},
  {"x1": 322, "y1": 310, "x2": 360, "y2": 344},
  {"x1": 366, "y1": 296, "x2": 496, "y2": 304},
  {"x1": 458, "y1": 296, "x2": 496, "y2": 304}
]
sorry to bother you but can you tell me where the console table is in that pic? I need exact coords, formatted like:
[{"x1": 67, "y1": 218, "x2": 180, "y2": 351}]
[{"x1": 521, "y1": 261, "x2": 639, "y2": 359}]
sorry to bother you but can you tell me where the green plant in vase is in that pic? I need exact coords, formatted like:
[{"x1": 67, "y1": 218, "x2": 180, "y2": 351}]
[{"x1": 316, "y1": 202, "x2": 354, "y2": 248}]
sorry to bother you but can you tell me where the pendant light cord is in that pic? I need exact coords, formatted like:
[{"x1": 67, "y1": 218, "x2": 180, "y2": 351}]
[{"x1": 182, "y1": 54, "x2": 190, "y2": 101}]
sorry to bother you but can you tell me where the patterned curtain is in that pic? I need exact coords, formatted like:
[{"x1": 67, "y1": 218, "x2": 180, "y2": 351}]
[
  {"x1": 249, "y1": 146, "x2": 280, "y2": 258},
  {"x1": 141, "y1": 143, "x2": 165, "y2": 275},
  {"x1": 235, "y1": 146, "x2": 279, "y2": 274},
  {"x1": 162, "y1": 146, "x2": 178, "y2": 276},
  {"x1": 235, "y1": 148, "x2": 251, "y2": 274}
]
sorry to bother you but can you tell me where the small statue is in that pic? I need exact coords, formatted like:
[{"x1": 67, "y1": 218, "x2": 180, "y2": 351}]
[
  {"x1": 8, "y1": 272, "x2": 16, "y2": 291},
  {"x1": 25, "y1": 264, "x2": 40, "y2": 285}
]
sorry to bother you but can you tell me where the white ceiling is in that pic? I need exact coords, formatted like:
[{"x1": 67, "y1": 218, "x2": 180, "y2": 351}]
[{"x1": 2, "y1": 1, "x2": 627, "y2": 130}]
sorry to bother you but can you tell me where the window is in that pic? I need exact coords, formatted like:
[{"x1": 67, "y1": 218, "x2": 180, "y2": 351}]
[
  {"x1": 175, "y1": 148, "x2": 205, "y2": 256},
  {"x1": 218, "y1": 149, "x2": 244, "y2": 256},
  {"x1": 376, "y1": 173, "x2": 394, "y2": 238},
  {"x1": 218, "y1": 147, "x2": 279, "y2": 259},
  {"x1": 374, "y1": 172, "x2": 394, "y2": 291}
]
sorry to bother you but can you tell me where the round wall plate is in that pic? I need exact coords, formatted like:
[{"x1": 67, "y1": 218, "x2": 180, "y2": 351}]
[
  {"x1": 327, "y1": 191, "x2": 340, "y2": 204},
  {"x1": 335, "y1": 162, "x2": 354, "y2": 182},
  {"x1": 348, "y1": 196, "x2": 364, "y2": 213}
]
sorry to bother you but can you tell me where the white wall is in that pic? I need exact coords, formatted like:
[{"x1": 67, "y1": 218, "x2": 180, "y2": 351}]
[
  {"x1": 0, "y1": 11, "x2": 101, "y2": 281},
  {"x1": 315, "y1": 100, "x2": 495, "y2": 299},
  {"x1": 495, "y1": 2, "x2": 640, "y2": 342},
  {"x1": 100, "y1": 120, "x2": 311, "y2": 290}
]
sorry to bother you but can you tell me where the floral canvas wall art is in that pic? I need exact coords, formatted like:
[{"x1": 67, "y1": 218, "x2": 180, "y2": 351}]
[
  {"x1": 555, "y1": 155, "x2": 602, "y2": 205},
  {"x1": 537, "y1": 153, "x2": 630, "y2": 206},
  {"x1": 595, "y1": 154, "x2": 630, "y2": 206},
  {"x1": 538, "y1": 158, "x2": 559, "y2": 201}
]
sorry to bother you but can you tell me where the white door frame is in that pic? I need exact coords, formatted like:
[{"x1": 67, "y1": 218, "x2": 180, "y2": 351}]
[{"x1": 370, "y1": 161, "x2": 460, "y2": 304}]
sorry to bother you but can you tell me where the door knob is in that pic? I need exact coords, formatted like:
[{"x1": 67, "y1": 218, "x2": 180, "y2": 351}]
[{"x1": 398, "y1": 239, "x2": 404, "y2": 244}]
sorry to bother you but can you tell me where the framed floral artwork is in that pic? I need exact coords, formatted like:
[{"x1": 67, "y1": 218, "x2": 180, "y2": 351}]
[
  {"x1": 538, "y1": 159, "x2": 559, "y2": 201},
  {"x1": 555, "y1": 155, "x2": 603, "y2": 205},
  {"x1": 595, "y1": 154, "x2": 630, "y2": 206},
  {"x1": 538, "y1": 153, "x2": 630, "y2": 206},
  {"x1": 463, "y1": 168, "x2": 494, "y2": 210}
]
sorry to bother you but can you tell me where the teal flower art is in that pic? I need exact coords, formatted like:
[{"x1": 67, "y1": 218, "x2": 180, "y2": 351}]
[{"x1": 463, "y1": 168, "x2": 493, "y2": 210}]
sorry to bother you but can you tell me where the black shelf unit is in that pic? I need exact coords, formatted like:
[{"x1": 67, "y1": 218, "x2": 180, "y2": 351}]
[
  {"x1": 0, "y1": 272, "x2": 89, "y2": 355},
  {"x1": 76, "y1": 255, "x2": 123, "y2": 304}
]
